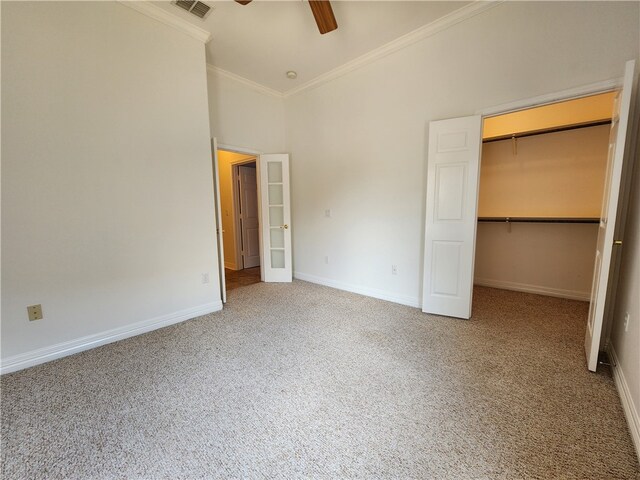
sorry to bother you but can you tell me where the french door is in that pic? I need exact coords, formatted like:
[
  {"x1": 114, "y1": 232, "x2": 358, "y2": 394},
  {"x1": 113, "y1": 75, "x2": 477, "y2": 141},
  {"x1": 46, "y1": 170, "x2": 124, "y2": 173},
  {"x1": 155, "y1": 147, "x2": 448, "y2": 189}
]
[{"x1": 259, "y1": 154, "x2": 292, "y2": 282}]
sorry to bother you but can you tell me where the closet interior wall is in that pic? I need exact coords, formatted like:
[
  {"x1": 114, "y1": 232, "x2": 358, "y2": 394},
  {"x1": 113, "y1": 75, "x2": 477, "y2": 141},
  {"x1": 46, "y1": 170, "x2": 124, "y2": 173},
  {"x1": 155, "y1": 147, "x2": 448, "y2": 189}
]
[{"x1": 474, "y1": 124, "x2": 610, "y2": 301}]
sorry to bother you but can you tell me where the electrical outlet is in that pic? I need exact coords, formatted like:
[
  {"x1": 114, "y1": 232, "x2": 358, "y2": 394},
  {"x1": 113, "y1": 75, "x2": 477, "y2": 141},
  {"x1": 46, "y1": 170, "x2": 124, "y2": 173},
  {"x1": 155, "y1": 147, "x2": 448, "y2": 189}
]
[
  {"x1": 27, "y1": 304, "x2": 43, "y2": 321},
  {"x1": 391, "y1": 265, "x2": 398, "y2": 275},
  {"x1": 624, "y1": 312, "x2": 630, "y2": 332},
  {"x1": 201, "y1": 273, "x2": 210, "y2": 284},
  {"x1": 324, "y1": 255, "x2": 329, "y2": 264},
  {"x1": 325, "y1": 209, "x2": 332, "y2": 218}
]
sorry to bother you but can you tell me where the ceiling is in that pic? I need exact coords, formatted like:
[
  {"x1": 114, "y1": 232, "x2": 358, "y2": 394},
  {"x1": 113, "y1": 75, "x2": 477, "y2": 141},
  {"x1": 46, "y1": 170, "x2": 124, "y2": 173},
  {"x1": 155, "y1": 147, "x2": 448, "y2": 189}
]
[{"x1": 153, "y1": 1, "x2": 470, "y2": 93}]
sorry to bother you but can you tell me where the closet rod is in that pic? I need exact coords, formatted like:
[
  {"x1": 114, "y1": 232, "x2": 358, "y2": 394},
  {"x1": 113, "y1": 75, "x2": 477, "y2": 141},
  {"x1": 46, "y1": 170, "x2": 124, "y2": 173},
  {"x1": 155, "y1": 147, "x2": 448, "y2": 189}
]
[
  {"x1": 477, "y1": 217, "x2": 600, "y2": 224},
  {"x1": 482, "y1": 119, "x2": 612, "y2": 144}
]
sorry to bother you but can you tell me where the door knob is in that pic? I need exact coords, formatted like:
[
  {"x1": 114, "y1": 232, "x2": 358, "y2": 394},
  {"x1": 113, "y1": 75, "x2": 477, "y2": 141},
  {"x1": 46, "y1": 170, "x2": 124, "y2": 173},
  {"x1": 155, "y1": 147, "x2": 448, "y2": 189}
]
[
  {"x1": 614, "y1": 240, "x2": 623, "y2": 245},
  {"x1": 281, "y1": 224, "x2": 289, "y2": 230}
]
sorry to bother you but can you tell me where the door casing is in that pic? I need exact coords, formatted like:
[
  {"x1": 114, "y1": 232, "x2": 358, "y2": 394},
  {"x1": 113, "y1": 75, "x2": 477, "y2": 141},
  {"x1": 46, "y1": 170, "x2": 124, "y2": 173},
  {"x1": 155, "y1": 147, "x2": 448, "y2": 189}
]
[{"x1": 214, "y1": 143, "x2": 264, "y2": 290}]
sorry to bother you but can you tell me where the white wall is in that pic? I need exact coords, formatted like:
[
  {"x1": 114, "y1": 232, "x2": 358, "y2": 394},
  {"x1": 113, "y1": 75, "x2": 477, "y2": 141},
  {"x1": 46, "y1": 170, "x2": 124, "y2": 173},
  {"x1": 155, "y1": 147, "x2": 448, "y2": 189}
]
[
  {"x1": 207, "y1": 69, "x2": 286, "y2": 153},
  {"x1": 1, "y1": 2, "x2": 220, "y2": 371},
  {"x1": 285, "y1": 1, "x2": 640, "y2": 307},
  {"x1": 610, "y1": 109, "x2": 640, "y2": 455},
  {"x1": 474, "y1": 223, "x2": 598, "y2": 301}
]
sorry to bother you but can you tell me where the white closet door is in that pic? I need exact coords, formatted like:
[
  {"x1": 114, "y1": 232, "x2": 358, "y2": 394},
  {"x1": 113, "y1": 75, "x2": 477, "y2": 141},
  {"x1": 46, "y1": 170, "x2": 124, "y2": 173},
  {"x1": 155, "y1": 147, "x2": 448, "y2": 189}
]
[
  {"x1": 585, "y1": 60, "x2": 636, "y2": 372},
  {"x1": 259, "y1": 154, "x2": 292, "y2": 282},
  {"x1": 422, "y1": 116, "x2": 482, "y2": 319}
]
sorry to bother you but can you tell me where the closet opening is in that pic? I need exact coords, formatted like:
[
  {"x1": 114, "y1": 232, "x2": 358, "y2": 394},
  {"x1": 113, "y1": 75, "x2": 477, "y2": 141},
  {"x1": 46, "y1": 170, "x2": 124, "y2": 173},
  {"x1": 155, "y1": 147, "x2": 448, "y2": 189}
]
[{"x1": 473, "y1": 91, "x2": 615, "y2": 317}]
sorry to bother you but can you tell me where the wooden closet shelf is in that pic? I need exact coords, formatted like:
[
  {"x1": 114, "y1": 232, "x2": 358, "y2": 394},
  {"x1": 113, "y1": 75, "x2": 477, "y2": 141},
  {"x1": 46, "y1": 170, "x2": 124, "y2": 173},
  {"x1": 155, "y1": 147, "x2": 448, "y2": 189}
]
[
  {"x1": 477, "y1": 217, "x2": 600, "y2": 224},
  {"x1": 482, "y1": 119, "x2": 612, "y2": 143}
]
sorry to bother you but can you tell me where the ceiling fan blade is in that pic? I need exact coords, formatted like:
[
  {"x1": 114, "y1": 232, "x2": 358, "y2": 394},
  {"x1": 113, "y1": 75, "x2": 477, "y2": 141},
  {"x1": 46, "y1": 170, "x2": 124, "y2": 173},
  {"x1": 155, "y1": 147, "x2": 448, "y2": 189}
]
[
  {"x1": 308, "y1": 0, "x2": 337, "y2": 35},
  {"x1": 235, "y1": 0, "x2": 252, "y2": 5}
]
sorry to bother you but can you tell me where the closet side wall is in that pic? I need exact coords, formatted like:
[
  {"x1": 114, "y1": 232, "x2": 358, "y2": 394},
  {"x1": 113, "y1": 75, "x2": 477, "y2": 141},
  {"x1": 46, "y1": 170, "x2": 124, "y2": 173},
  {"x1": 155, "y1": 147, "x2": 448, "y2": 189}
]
[{"x1": 474, "y1": 125, "x2": 610, "y2": 300}]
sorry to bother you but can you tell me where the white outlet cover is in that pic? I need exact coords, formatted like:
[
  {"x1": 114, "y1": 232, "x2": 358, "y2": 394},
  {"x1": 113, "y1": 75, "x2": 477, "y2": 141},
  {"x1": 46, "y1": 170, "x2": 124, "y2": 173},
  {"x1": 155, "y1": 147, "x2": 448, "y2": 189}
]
[{"x1": 202, "y1": 273, "x2": 210, "y2": 284}]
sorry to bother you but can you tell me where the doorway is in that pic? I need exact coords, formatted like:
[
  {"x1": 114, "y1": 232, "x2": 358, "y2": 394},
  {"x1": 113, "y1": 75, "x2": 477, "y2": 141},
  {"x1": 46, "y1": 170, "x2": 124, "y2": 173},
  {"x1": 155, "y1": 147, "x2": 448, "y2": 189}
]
[
  {"x1": 216, "y1": 149, "x2": 261, "y2": 292},
  {"x1": 421, "y1": 60, "x2": 636, "y2": 372},
  {"x1": 474, "y1": 91, "x2": 615, "y2": 302}
]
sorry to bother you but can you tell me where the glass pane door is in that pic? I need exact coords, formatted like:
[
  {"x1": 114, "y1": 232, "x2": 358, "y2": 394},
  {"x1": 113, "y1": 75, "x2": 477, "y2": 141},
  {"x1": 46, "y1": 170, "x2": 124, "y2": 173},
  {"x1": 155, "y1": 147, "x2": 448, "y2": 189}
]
[{"x1": 259, "y1": 154, "x2": 292, "y2": 282}]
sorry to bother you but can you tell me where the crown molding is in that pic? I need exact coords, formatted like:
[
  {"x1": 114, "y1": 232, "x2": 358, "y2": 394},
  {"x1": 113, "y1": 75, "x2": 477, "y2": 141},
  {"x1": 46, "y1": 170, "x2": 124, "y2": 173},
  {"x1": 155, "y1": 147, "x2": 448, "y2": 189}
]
[
  {"x1": 118, "y1": 1, "x2": 212, "y2": 43},
  {"x1": 205, "y1": 1, "x2": 503, "y2": 100},
  {"x1": 206, "y1": 64, "x2": 284, "y2": 99},
  {"x1": 283, "y1": 1, "x2": 503, "y2": 98}
]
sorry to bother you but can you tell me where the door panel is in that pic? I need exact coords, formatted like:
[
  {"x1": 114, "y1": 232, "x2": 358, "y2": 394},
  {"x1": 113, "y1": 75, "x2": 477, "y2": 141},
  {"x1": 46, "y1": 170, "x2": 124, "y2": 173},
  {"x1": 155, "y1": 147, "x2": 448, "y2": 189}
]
[
  {"x1": 432, "y1": 241, "x2": 462, "y2": 296},
  {"x1": 585, "y1": 60, "x2": 636, "y2": 371},
  {"x1": 238, "y1": 165, "x2": 260, "y2": 269},
  {"x1": 422, "y1": 116, "x2": 482, "y2": 319},
  {"x1": 259, "y1": 154, "x2": 292, "y2": 282},
  {"x1": 435, "y1": 164, "x2": 467, "y2": 220}
]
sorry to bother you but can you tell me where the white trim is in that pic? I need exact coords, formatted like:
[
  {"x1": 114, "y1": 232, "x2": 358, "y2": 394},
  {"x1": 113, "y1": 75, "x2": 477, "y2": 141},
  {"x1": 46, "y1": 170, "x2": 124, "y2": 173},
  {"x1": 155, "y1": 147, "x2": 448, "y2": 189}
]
[
  {"x1": 207, "y1": 65, "x2": 284, "y2": 99},
  {"x1": 0, "y1": 301, "x2": 222, "y2": 375},
  {"x1": 217, "y1": 143, "x2": 264, "y2": 156},
  {"x1": 474, "y1": 278, "x2": 590, "y2": 301},
  {"x1": 294, "y1": 271, "x2": 420, "y2": 308},
  {"x1": 283, "y1": 1, "x2": 503, "y2": 98},
  {"x1": 477, "y1": 79, "x2": 620, "y2": 117},
  {"x1": 609, "y1": 344, "x2": 640, "y2": 461},
  {"x1": 118, "y1": 1, "x2": 212, "y2": 43}
]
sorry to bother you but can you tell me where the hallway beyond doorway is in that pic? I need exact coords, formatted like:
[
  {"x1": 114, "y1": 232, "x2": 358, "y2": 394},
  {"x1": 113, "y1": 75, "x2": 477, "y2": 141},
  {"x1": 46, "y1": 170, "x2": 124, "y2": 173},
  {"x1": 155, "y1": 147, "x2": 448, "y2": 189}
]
[{"x1": 225, "y1": 267, "x2": 260, "y2": 291}]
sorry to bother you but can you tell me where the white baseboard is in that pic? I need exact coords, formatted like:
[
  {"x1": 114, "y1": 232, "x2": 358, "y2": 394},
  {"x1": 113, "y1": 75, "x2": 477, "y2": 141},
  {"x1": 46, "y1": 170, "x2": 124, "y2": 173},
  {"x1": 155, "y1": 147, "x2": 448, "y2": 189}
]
[
  {"x1": 294, "y1": 271, "x2": 420, "y2": 308},
  {"x1": 0, "y1": 301, "x2": 223, "y2": 375},
  {"x1": 609, "y1": 345, "x2": 640, "y2": 462},
  {"x1": 474, "y1": 278, "x2": 590, "y2": 301}
]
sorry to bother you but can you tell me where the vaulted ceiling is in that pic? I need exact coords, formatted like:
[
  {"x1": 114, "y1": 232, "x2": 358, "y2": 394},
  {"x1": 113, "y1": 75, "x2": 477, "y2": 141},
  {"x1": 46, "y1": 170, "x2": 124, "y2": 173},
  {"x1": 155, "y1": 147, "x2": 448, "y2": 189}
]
[{"x1": 153, "y1": 1, "x2": 470, "y2": 93}]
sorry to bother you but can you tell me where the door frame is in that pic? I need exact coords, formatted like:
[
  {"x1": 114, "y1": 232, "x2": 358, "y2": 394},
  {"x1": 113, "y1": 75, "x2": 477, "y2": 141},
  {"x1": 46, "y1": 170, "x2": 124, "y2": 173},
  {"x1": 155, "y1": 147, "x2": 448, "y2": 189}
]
[
  {"x1": 476, "y1": 79, "x2": 619, "y2": 118},
  {"x1": 231, "y1": 159, "x2": 259, "y2": 270},
  {"x1": 472, "y1": 74, "x2": 635, "y2": 351},
  {"x1": 215, "y1": 143, "x2": 265, "y2": 283}
]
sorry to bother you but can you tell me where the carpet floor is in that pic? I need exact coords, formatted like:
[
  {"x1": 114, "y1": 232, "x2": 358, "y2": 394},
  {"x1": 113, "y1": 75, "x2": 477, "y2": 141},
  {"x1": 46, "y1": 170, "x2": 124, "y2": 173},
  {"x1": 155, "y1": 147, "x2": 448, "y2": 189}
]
[{"x1": 1, "y1": 282, "x2": 638, "y2": 479}]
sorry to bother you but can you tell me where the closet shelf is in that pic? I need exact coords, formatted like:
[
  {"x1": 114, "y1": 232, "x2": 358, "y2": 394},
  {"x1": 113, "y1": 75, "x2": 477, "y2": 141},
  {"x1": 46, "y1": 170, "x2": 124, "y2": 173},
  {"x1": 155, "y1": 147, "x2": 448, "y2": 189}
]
[
  {"x1": 482, "y1": 119, "x2": 611, "y2": 143},
  {"x1": 477, "y1": 217, "x2": 600, "y2": 224}
]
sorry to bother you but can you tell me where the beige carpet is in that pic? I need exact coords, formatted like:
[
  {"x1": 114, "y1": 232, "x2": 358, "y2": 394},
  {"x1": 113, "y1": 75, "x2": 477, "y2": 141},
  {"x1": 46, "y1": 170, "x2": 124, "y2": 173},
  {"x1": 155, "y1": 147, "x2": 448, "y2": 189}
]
[{"x1": 1, "y1": 282, "x2": 638, "y2": 479}]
